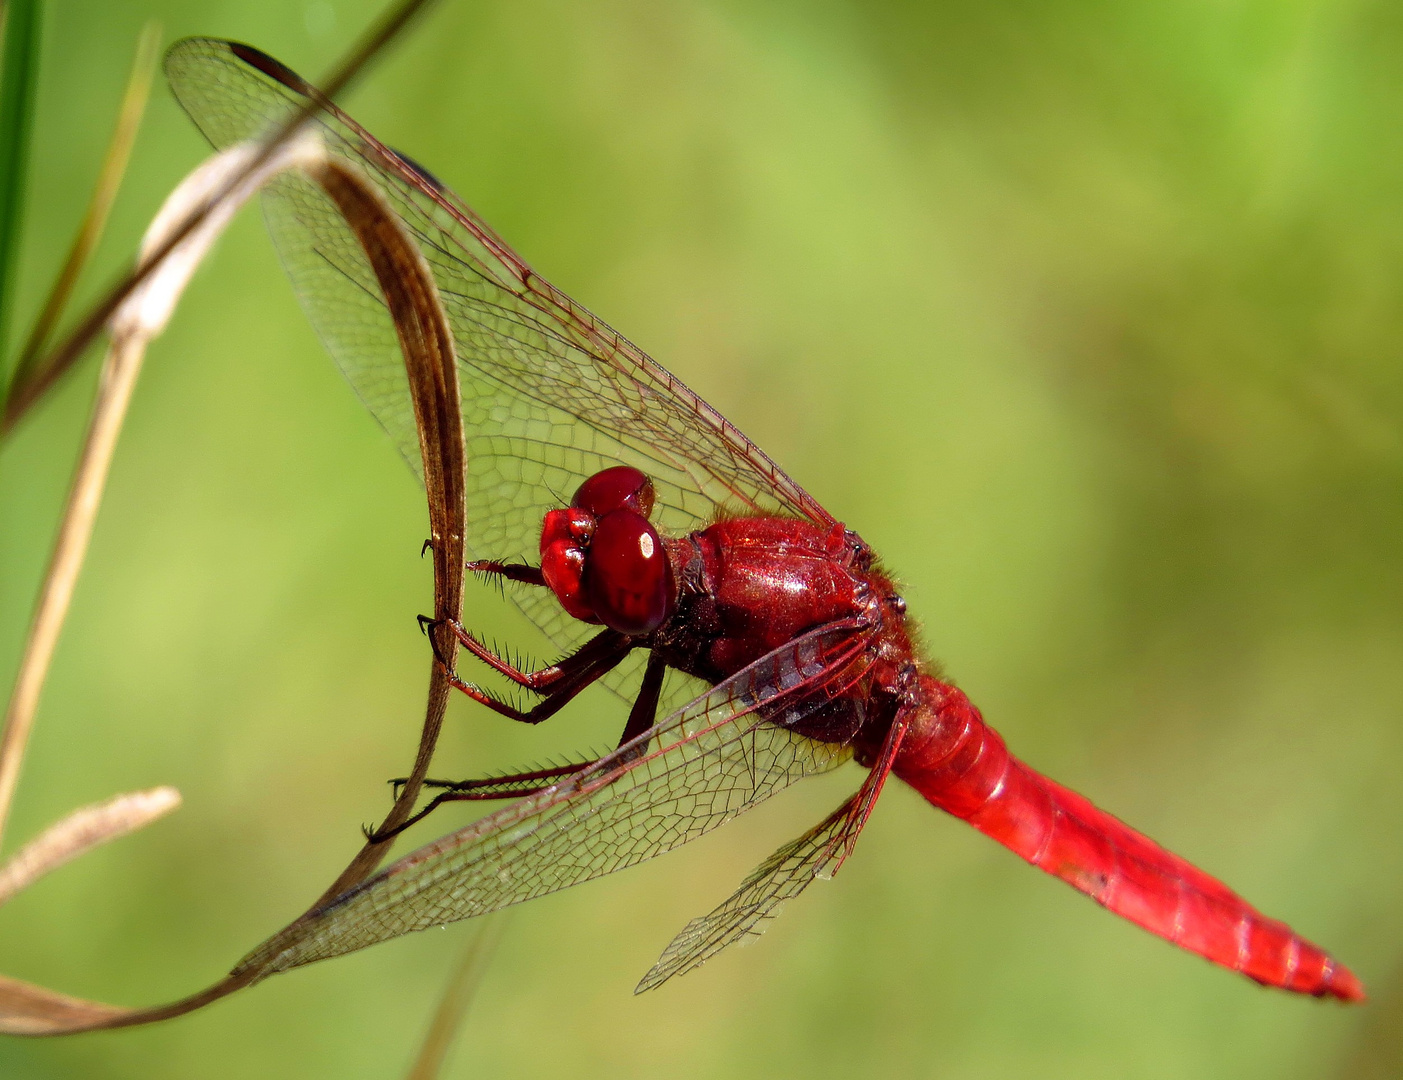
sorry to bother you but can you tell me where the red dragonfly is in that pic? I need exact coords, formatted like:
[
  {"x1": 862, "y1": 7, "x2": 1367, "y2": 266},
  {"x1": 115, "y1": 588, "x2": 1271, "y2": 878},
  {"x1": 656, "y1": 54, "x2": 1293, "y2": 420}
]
[{"x1": 166, "y1": 38, "x2": 1363, "y2": 1000}]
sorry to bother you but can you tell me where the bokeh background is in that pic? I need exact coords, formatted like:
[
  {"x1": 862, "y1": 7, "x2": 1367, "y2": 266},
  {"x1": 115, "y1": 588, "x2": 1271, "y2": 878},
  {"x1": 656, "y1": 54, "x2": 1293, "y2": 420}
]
[{"x1": 2, "y1": 0, "x2": 1401, "y2": 1076}]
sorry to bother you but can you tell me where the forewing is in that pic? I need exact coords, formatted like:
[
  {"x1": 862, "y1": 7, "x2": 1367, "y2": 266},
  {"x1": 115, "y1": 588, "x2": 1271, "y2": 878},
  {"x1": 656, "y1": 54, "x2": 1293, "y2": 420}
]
[
  {"x1": 164, "y1": 39, "x2": 832, "y2": 678},
  {"x1": 234, "y1": 622, "x2": 877, "y2": 978}
]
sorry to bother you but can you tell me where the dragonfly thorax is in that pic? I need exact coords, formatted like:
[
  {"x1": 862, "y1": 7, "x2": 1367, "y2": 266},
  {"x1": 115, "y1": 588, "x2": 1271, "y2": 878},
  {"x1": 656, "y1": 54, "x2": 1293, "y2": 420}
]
[{"x1": 539, "y1": 467, "x2": 677, "y2": 636}]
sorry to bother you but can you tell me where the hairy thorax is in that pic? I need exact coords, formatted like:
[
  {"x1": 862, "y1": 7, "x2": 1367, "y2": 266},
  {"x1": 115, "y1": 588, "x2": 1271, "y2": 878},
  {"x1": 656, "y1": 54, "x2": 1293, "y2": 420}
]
[{"x1": 653, "y1": 517, "x2": 920, "y2": 749}]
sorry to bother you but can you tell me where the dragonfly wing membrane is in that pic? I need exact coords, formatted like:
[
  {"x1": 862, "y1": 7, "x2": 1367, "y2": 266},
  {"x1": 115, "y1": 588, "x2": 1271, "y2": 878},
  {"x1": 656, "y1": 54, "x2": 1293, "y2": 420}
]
[
  {"x1": 164, "y1": 39, "x2": 832, "y2": 683},
  {"x1": 635, "y1": 709, "x2": 907, "y2": 992},
  {"x1": 262, "y1": 169, "x2": 424, "y2": 477},
  {"x1": 635, "y1": 792, "x2": 861, "y2": 994},
  {"x1": 233, "y1": 622, "x2": 875, "y2": 978}
]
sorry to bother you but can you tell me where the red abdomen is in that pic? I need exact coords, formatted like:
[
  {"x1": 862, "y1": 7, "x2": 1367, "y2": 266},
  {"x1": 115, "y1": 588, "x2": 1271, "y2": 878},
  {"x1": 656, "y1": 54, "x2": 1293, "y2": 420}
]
[{"x1": 894, "y1": 677, "x2": 1364, "y2": 1001}]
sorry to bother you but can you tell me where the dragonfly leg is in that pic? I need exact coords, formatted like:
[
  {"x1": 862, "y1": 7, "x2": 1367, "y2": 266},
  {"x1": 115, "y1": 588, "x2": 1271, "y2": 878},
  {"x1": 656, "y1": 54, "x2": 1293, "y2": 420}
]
[
  {"x1": 373, "y1": 650, "x2": 672, "y2": 839},
  {"x1": 615, "y1": 651, "x2": 666, "y2": 759},
  {"x1": 426, "y1": 618, "x2": 629, "y2": 694},
  {"x1": 394, "y1": 763, "x2": 598, "y2": 803},
  {"x1": 466, "y1": 559, "x2": 546, "y2": 587},
  {"x1": 370, "y1": 763, "x2": 597, "y2": 840},
  {"x1": 438, "y1": 634, "x2": 633, "y2": 725},
  {"x1": 392, "y1": 655, "x2": 667, "y2": 800}
]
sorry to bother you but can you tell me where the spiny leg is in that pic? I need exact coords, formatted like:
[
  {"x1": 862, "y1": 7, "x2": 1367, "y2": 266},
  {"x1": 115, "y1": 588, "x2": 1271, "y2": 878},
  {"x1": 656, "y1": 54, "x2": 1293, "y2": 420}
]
[
  {"x1": 437, "y1": 629, "x2": 634, "y2": 725},
  {"x1": 422, "y1": 650, "x2": 669, "y2": 796},
  {"x1": 436, "y1": 555, "x2": 630, "y2": 708},
  {"x1": 466, "y1": 559, "x2": 545, "y2": 587},
  {"x1": 397, "y1": 653, "x2": 669, "y2": 801},
  {"x1": 375, "y1": 652, "x2": 671, "y2": 838},
  {"x1": 397, "y1": 763, "x2": 597, "y2": 802},
  {"x1": 426, "y1": 616, "x2": 630, "y2": 696}
]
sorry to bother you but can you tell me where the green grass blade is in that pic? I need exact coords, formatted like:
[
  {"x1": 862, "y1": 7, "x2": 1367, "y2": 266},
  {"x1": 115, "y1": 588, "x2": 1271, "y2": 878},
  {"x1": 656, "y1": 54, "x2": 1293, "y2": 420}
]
[
  {"x1": 0, "y1": 0, "x2": 43, "y2": 399},
  {"x1": 10, "y1": 20, "x2": 158, "y2": 386}
]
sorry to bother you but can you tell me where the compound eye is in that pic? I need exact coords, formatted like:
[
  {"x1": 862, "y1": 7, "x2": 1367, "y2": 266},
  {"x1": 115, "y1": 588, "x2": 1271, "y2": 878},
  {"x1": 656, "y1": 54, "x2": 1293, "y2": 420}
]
[
  {"x1": 583, "y1": 510, "x2": 674, "y2": 636},
  {"x1": 572, "y1": 466, "x2": 656, "y2": 520}
]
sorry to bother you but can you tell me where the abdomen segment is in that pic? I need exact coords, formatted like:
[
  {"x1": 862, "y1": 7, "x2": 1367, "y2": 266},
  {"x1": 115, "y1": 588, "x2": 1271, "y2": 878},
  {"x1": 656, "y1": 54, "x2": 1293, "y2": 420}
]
[{"x1": 893, "y1": 681, "x2": 1363, "y2": 1001}]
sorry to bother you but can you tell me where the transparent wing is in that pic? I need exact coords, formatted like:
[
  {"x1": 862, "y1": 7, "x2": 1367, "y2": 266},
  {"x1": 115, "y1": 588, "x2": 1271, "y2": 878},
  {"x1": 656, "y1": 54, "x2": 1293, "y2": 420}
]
[
  {"x1": 235, "y1": 621, "x2": 878, "y2": 977},
  {"x1": 164, "y1": 39, "x2": 832, "y2": 689},
  {"x1": 634, "y1": 709, "x2": 907, "y2": 991},
  {"x1": 635, "y1": 792, "x2": 862, "y2": 994}
]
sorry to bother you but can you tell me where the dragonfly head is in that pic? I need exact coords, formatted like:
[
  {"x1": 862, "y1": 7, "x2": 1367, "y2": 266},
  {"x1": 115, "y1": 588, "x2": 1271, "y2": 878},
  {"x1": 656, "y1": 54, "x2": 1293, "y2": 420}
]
[{"x1": 539, "y1": 466, "x2": 676, "y2": 636}]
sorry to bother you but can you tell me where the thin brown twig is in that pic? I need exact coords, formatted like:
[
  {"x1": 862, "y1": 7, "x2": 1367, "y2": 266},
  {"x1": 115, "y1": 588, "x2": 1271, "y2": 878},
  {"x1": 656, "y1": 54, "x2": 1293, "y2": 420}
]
[
  {"x1": 0, "y1": 330, "x2": 147, "y2": 851},
  {"x1": 0, "y1": 27, "x2": 163, "y2": 847},
  {"x1": 9, "y1": 21, "x2": 160, "y2": 386},
  {"x1": 0, "y1": 134, "x2": 327, "y2": 855}
]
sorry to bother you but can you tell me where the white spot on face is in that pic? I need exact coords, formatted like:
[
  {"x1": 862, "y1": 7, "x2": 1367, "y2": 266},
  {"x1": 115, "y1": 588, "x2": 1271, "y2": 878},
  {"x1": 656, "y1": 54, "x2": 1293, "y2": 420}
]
[{"x1": 638, "y1": 532, "x2": 655, "y2": 559}]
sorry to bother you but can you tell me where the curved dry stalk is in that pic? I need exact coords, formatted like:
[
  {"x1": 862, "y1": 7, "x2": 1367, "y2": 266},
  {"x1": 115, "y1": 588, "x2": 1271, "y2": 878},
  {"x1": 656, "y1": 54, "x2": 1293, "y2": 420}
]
[
  {"x1": 302, "y1": 155, "x2": 465, "y2": 904},
  {"x1": 0, "y1": 139, "x2": 465, "y2": 1037},
  {"x1": 0, "y1": 137, "x2": 334, "y2": 1035},
  {"x1": 0, "y1": 975, "x2": 133, "y2": 1037}
]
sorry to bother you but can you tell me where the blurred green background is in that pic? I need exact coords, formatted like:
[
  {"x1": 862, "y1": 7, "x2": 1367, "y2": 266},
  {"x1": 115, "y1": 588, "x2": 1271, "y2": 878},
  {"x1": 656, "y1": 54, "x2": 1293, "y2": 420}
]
[{"x1": 2, "y1": 0, "x2": 1400, "y2": 1076}]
